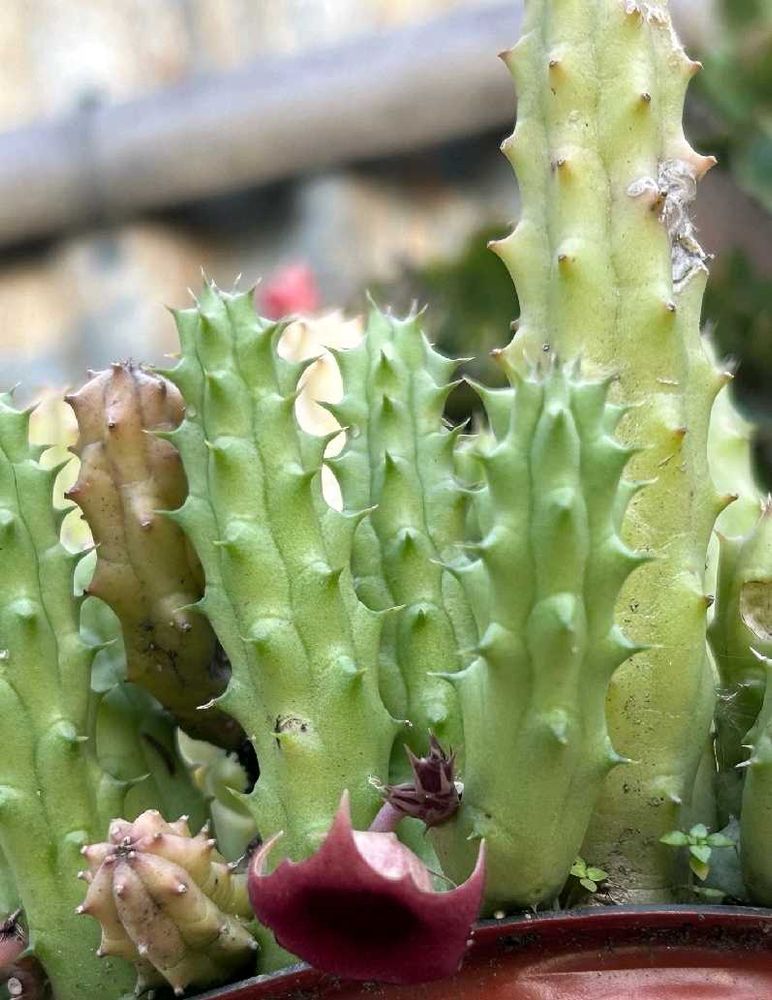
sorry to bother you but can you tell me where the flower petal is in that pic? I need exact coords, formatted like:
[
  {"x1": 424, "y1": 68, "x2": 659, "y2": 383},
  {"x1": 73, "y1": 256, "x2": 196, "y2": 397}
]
[{"x1": 248, "y1": 792, "x2": 485, "y2": 983}]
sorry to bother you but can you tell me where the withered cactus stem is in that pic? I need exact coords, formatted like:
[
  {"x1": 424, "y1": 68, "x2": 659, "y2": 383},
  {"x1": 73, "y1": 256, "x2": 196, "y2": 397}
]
[{"x1": 66, "y1": 362, "x2": 242, "y2": 749}]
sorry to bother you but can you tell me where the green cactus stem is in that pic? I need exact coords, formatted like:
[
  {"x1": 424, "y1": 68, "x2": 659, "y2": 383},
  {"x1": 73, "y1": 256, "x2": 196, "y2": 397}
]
[
  {"x1": 496, "y1": 0, "x2": 726, "y2": 899},
  {"x1": 0, "y1": 392, "x2": 134, "y2": 998},
  {"x1": 708, "y1": 385, "x2": 763, "y2": 540},
  {"x1": 328, "y1": 305, "x2": 477, "y2": 762},
  {"x1": 177, "y1": 732, "x2": 258, "y2": 862},
  {"x1": 66, "y1": 362, "x2": 243, "y2": 750},
  {"x1": 707, "y1": 378, "x2": 769, "y2": 822},
  {"x1": 432, "y1": 359, "x2": 645, "y2": 912},
  {"x1": 157, "y1": 282, "x2": 399, "y2": 861},
  {"x1": 78, "y1": 583, "x2": 209, "y2": 831},
  {"x1": 740, "y1": 656, "x2": 772, "y2": 905},
  {"x1": 79, "y1": 809, "x2": 256, "y2": 995},
  {"x1": 710, "y1": 500, "x2": 772, "y2": 821},
  {"x1": 0, "y1": 852, "x2": 17, "y2": 925}
]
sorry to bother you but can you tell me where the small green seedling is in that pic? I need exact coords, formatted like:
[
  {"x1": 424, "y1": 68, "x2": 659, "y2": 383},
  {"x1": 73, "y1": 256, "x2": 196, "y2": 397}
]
[
  {"x1": 660, "y1": 824, "x2": 736, "y2": 883},
  {"x1": 569, "y1": 858, "x2": 609, "y2": 895}
]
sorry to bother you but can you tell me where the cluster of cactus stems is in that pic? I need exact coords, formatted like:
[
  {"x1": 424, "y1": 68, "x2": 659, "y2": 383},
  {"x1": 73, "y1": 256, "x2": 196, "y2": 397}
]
[
  {"x1": 1, "y1": 2, "x2": 772, "y2": 997},
  {"x1": 0, "y1": 393, "x2": 135, "y2": 998},
  {"x1": 494, "y1": 0, "x2": 730, "y2": 900}
]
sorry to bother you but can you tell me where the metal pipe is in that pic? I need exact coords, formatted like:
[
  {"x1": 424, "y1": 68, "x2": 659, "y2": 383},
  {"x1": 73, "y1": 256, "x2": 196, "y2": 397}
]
[{"x1": 0, "y1": 0, "x2": 725, "y2": 249}]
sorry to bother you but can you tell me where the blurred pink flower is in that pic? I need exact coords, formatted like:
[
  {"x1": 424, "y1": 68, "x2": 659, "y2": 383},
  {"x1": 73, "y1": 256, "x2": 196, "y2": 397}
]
[
  {"x1": 259, "y1": 263, "x2": 321, "y2": 319},
  {"x1": 248, "y1": 792, "x2": 485, "y2": 984}
]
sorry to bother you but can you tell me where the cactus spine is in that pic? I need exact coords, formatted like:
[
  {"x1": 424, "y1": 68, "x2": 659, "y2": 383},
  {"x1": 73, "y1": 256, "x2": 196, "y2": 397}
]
[
  {"x1": 67, "y1": 363, "x2": 242, "y2": 750},
  {"x1": 158, "y1": 282, "x2": 399, "y2": 861},
  {"x1": 497, "y1": 0, "x2": 723, "y2": 898},
  {"x1": 432, "y1": 360, "x2": 644, "y2": 910},
  {"x1": 0, "y1": 393, "x2": 134, "y2": 998},
  {"x1": 329, "y1": 305, "x2": 477, "y2": 761},
  {"x1": 741, "y1": 656, "x2": 772, "y2": 905}
]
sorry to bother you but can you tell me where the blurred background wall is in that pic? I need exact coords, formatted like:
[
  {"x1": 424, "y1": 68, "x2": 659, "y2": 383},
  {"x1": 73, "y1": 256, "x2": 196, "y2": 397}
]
[{"x1": 0, "y1": 0, "x2": 769, "y2": 469}]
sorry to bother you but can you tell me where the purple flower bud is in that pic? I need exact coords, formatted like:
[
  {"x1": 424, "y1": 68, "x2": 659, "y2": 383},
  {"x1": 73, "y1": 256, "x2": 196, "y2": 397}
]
[
  {"x1": 380, "y1": 735, "x2": 461, "y2": 828},
  {"x1": 248, "y1": 791, "x2": 485, "y2": 983}
]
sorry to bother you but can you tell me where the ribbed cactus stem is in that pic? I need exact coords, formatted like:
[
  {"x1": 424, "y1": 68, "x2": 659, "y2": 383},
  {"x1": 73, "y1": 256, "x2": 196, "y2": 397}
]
[
  {"x1": 0, "y1": 850, "x2": 17, "y2": 923},
  {"x1": 708, "y1": 385, "x2": 762, "y2": 539},
  {"x1": 706, "y1": 377, "x2": 768, "y2": 823},
  {"x1": 710, "y1": 500, "x2": 772, "y2": 820},
  {"x1": 740, "y1": 656, "x2": 772, "y2": 906},
  {"x1": 497, "y1": 0, "x2": 724, "y2": 898},
  {"x1": 432, "y1": 360, "x2": 645, "y2": 911},
  {"x1": 0, "y1": 393, "x2": 133, "y2": 998},
  {"x1": 157, "y1": 282, "x2": 399, "y2": 861},
  {"x1": 67, "y1": 362, "x2": 242, "y2": 749},
  {"x1": 81, "y1": 591, "x2": 209, "y2": 830},
  {"x1": 79, "y1": 809, "x2": 256, "y2": 995},
  {"x1": 328, "y1": 306, "x2": 477, "y2": 761}
]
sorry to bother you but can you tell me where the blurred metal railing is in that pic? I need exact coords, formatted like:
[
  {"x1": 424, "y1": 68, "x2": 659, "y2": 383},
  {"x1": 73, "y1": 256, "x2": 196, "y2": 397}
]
[{"x1": 0, "y1": 0, "x2": 723, "y2": 249}]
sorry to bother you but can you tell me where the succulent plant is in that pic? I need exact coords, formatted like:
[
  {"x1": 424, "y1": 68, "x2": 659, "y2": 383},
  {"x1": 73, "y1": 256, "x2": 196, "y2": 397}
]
[
  {"x1": 432, "y1": 359, "x2": 645, "y2": 911},
  {"x1": 491, "y1": 0, "x2": 730, "y2": 900},
  {"x1": 741, "y1": 654, "x2": 772, "y2": 905},
  {"x1": 155, "y1": 284, "x2": 400, "y2": 861},
  {"x1": 78, "y1": 809, "x2": 256, "y2": 995},
  {"x1": 328, "y1": 304, "x2": 477, "y2": 762},
  {"x1": 177, "y1": 731, "x2": 259, "y2": 863},
  {"x1": 0, "y1": 855, "x2": 18, "y2": 938},
  {"x1": 710, "y1": 499, "x2": 772, "y2": 820},
  {"x1": 0, "y1": 392, "x2": 134, "y2": 998},
  {"x1": 81, "y1": 593, "x2": 209, "y2": 829},
  {"x1": 66, "y1": 362, "x2": 243, "y2": 751},
  {"x1": 1, "y1": 3, "x2": 771, "y2": 997}
]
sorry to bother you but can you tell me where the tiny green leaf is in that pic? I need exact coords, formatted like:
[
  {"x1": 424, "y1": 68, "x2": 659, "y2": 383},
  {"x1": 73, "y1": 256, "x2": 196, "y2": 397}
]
[
  {"x1": 693, "y1": 886, "x2": 726, "y2": 902},
  {"x1": 689, "y1": 857, "x2": 711, "y2": 881},
  {"x1": 586, "y1": 867, "x2": 608, "y2": 883},
  {"x1": 579, "y1": 878, "x2": 598, "y2": 893},
  {"x1": 690, "y1": 844, "x2": 712, "y2": 865},
  {"x1": 705, "y1": 833, "x2": 735, "y2": 849},
  {"x1": 570, "y1": 859, "x2": 586, "y2": 878},
  {"x1": 660, "y1": 830, "x2": 690, "y2": 847},
  {"x1": 689, "y1": 823, "x2": 709, "y2": 841}
]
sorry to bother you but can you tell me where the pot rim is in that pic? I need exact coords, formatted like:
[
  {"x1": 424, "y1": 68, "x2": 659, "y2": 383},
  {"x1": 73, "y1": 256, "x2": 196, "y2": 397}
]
[{"x1": 192, "y1": 902, "x2": 772, "y2": 999}]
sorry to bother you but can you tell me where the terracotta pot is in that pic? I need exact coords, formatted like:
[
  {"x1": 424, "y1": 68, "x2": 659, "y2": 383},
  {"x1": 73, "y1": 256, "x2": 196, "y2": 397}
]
[{"x1": 194, "y1": 905, "x2": 772, "y2": 999}]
